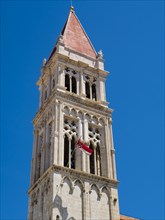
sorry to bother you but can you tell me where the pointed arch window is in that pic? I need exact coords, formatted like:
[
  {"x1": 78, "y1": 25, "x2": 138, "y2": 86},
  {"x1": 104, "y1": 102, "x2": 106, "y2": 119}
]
[
  {"x1": 64, "y1": 68, "x2": 77, "y2": 94},
  {"x1": 64, "y1": 135, "x2": 76, "y2": 169},
  {"x1": 89, "y1": 143, "x2": 101, "y2": 176},
  {"x1": 71, "y1": 136, "x2": 76, "y2": 169},
  {"x1": 64, "y1": 118, "x2": 77, "y2": 169},
  {"x1": 64, "y1": 135, "x2": 69, "y2": 167},
  {"x1": 65, "y1": 74, "x2": 70, "y2": 91},
  {"x1": 89, "y1": 142, "x2": 95, "y2": 174},
  {"x1": 52, "y1": 78, "x2": 55, "y2": 89},
  {"x1": 92, "y1": 84, "x2": 97, "y2": 101},
  {"x1": 85, "y1": 76, "x2": 97, "y2": 101},
  {"x1": 85, "y1": 81, "x2": 90, "y2": 99},
  {"x1": 72, "y1": 76, "x2": 77, "y2": 94}
]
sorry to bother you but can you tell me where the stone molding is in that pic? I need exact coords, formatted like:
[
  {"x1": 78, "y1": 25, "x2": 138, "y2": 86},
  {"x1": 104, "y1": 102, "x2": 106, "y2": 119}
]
[
  {"x1": 28, "y1": 164, "x2": 119, "y2": 195},
  {"x1": 33, "y1": 89, "x2": 112, "y2": 125}
]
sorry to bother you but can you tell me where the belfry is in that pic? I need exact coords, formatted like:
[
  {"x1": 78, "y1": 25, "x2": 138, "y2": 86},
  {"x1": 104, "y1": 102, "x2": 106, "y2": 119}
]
[{"x1": 28, "y1": 6, "x2": 121, "y2": 220}]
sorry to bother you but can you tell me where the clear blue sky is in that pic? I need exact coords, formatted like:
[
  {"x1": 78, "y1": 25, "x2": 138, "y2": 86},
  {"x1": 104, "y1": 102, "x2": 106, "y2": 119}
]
[{"x1": 0, "y1": 1, "x2": 164, "y2": 220}]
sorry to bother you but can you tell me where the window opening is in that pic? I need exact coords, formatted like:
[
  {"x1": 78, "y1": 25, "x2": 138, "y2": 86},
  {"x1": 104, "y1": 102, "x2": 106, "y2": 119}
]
[
  {"x1": 64, "y1": 135, "x2": 69, "y2": 167},
  {"x1": 90, "y1": 142, "x2": 95, "y2": 174},
  {"x1": 65, "y1": 74, "x2": 70, "y2": 91},
  {"x1": 52, "y1": 79, "x2": 55, "y2": 88},
  {"x1": 85, "y1": 81, "x2": 90, "y2": 99},
  {"x1": 56, "y1": 215, "x2": 60, "y2": 220},
  {"x1": 92, "y1": 84, "x2": 97, "y2": 101},
  {"x1": 45, "y1": 90, "x2": 47, "y2": 100},
  {"x1": 72, "y1": 76, "x2": 77, "y2": 94},
  {"x1": 71, "y1": 137, "x2": 76, "y2": 169}
]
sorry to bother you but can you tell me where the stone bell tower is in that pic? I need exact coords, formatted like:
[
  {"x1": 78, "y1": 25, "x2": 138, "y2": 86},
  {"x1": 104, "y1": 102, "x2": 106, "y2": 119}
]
[{"x1": 28, "y1": 6, "x2": 120, "y2": 220}]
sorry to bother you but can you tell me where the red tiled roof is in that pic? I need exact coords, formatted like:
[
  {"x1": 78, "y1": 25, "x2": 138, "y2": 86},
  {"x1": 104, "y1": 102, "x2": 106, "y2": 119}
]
[
  {"x1": 62, "y1": 9, "x2": 97, "y2": 59},
  {"x1": 120, "y1": 214, "x2": 139, "y2": 220},
  {"x1": 48, "y1": 8, "x2": 97, "y2": 61}
]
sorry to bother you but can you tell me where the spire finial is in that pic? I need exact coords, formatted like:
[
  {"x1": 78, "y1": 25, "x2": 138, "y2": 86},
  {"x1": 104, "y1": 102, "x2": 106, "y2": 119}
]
[{"x1": 70, "y1": 5, "x2": 74, "y2": 12}]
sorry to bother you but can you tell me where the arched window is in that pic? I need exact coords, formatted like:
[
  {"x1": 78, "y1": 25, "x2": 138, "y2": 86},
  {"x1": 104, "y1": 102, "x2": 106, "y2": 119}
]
[
  {"x1": 92, "y1": 84, "x2": 97, "y2": 101},
  {"x1": 52, "y1": 78, "x2": 55, "y2": 88},
  {"x1": 72, "y1": 76, "x2": 77, "y2": 94},
  {"x1": 85, "y1": 81, "x2": 90, "y2": 99},
  {"x1": 89, "y1": 142, "x2": 95, "y2": 174},
  {"x1": 65, "y1": 74, "x2": 70, "y2": 91},
  {"x1": 45, "y1": 90, "x2": 47, "y2": 100},
  {"x1": 89, "y1": 143, "x2": 101, "y2": 176},
  {"x1": 71, "y1": 136, "x2": 76, "y2": 169},
  {"x1": 56, "y1": 215, "x2": 60, "y2": 220},
  {"x1": 64, "y1": 134, "x2": 76, "y2": 169},
  {"x1": 64, "y1": 135, "x2": 69, "y2": 167}
]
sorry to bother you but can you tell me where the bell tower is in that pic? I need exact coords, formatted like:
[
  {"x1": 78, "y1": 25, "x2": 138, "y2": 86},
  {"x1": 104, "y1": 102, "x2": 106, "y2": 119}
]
[{"x1": 28, "y1": 7, "x2": 120, "y2": 220}]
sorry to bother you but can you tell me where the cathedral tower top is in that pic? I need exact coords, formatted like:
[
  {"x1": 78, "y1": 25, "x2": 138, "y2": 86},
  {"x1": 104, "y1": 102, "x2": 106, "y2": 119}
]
[{"x1": 46, "y1": 7, "x2": 105, "y2": 70}]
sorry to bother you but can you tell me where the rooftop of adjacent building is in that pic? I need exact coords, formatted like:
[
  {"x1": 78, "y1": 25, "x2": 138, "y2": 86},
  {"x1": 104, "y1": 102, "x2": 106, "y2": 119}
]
[{"x1": 120, "y1": 214, "x2": 139, "y2": 220}]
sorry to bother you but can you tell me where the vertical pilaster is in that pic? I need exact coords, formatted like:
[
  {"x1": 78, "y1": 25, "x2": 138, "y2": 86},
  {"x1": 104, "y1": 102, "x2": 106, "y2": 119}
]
[
  {"x1": 97, "y1": 77, "x2": 106, "y2": 101},
  {"x1": 45, "y1": 122, "x2": 50, "y2": 171},
  {"x1": 80, "y1": 70, "x2": 86, "y2": 97},
  {"x1": 58, "y1": 101, "x2": 64, "y2": 166},
  {"x1": 39, "y1": 84, "x2": 43, "y2": 108},
  {"x1": 31, "y1": 128, "x2": 38, "y2": 185},
  {"x1": 109, "y1": 122, "x2": 117, "y2": 180},
  {"x1": 83, "y1": 182, "x2": 91, "y2": 220},
  {"x1": 83, "y1": 115, "x2": 89, "y2": 172},
  {"x1": 50, "y1": 113, "x2": 55, "y2": 166},
  {"x1": 48, "y1": 71, "x2": 51, "y2": 97},
  {"x1": 57, "y1": 65, "x2": 64, "y2": 87},
  {"x1": 104, "y1": 118, "x2": 112, "y2": 178},
  {"x1": 40, "y1": 121, "x2": 46, "y2": 175},
  {"x1": 53, "y1": 100, "x2": 59, "y2": 165},
  {"x1": 76, "y1": 115, "x2": 83, "y2": 170}
]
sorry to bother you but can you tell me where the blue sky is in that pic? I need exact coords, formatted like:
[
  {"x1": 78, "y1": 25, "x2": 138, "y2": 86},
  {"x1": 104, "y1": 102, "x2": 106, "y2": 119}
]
[{"x1": 0, "y1": 1, "x2": 164, "y2": 220}]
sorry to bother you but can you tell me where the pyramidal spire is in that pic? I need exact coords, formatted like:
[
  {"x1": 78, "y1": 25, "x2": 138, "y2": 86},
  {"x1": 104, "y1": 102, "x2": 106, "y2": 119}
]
[{"x1": 49, "y1": 7, "x2": 97, "y2": 60}]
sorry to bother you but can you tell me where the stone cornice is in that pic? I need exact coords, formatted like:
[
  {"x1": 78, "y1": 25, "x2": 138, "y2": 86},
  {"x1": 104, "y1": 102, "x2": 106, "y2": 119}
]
[
  {"x1": 33, "y1": 89, "x2": 113, "y2": 125},
  {"x1": 28, "y1": 164, "x2": 119, "y2": 194},
  {"x1": 41, "y1": 52, "x2": 109, "y2": 81}
]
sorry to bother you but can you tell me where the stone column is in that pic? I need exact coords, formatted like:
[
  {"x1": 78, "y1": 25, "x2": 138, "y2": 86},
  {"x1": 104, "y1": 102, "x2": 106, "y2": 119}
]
[
  {"x1": 83, "y1": 182, "x2": 91, "y2": 220},
  {"x1": 39, "y1": 84, "x2": 43, "y2": 108},
  {"x1": 109, "y1": 121, "x2": 117, "y2": 180},
  {"x1": 31, "y1": 128, "x2": 38, "y2": 185},
  {"x1": 76, "y1": 114, "x2": 83, "y2": 170},
  {"x1": 50, "y1": 113, "x2": 55, "y2": 166},
  {"x1": 45, "y1": 122, "x2": 50, "y2": 171},
  {"x1": 40, "y1": 121, "x2": 46, "y2": 175},
  {"x1": 98, "y1": 77, "x2": 106, "y2": 101},
  {"x1": 58, "y1": 101, "x2": 64, "y2": 166},
  {"x1": 83, "y1": 115, "x2": 89, "y2": 172},
  {"x1": 48, "y1": 72, "x2": 52, "y2": 97},
  {"x1": 53, "y1": 100, "x2": 59, "y2": 165},
  {"x1": 104, "y1": 118, "x2": 113, "y2": 178},
  {"x1": 57, "y1": 65, "x2": 65, "y2": 88},
  {"x1": 70, "y1": 75, "x2": 72, "y2": 92},
  {"x1": 80, "y1": 70, "x2": 86, "y2": 97}
]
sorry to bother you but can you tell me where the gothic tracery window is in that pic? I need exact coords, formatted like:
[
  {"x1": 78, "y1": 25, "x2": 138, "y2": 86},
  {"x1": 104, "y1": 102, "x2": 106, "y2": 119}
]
[
  {"x1": 88, "y1": 126, "x2": 101, "y2": 176},
  {"x1": 85, "y1": 76, "x2": 97, "y2": 101},
  {"x1": 65, "y1": 68, "x2": 77, "y2": 94},
  {"x1": 63, "y1": 118, "x2": 77, "y2": 169}
]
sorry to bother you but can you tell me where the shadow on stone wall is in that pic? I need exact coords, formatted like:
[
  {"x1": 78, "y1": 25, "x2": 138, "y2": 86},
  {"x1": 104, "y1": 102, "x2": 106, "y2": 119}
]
[{"x1": 54, "y1": 195, "x2": 75, "y2": 220}]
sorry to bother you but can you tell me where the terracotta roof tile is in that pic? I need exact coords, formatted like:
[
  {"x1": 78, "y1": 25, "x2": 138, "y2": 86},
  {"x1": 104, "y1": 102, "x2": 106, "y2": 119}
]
[
  {"x1": 48, "y1": 8, "x2": 97, "y2": 61},
  {"x1": 62, "y1": 10, "x2": 97, "y2": 59},
  {"x1": 120, "y1": 214, "x2": 139, "y2": 220}
]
